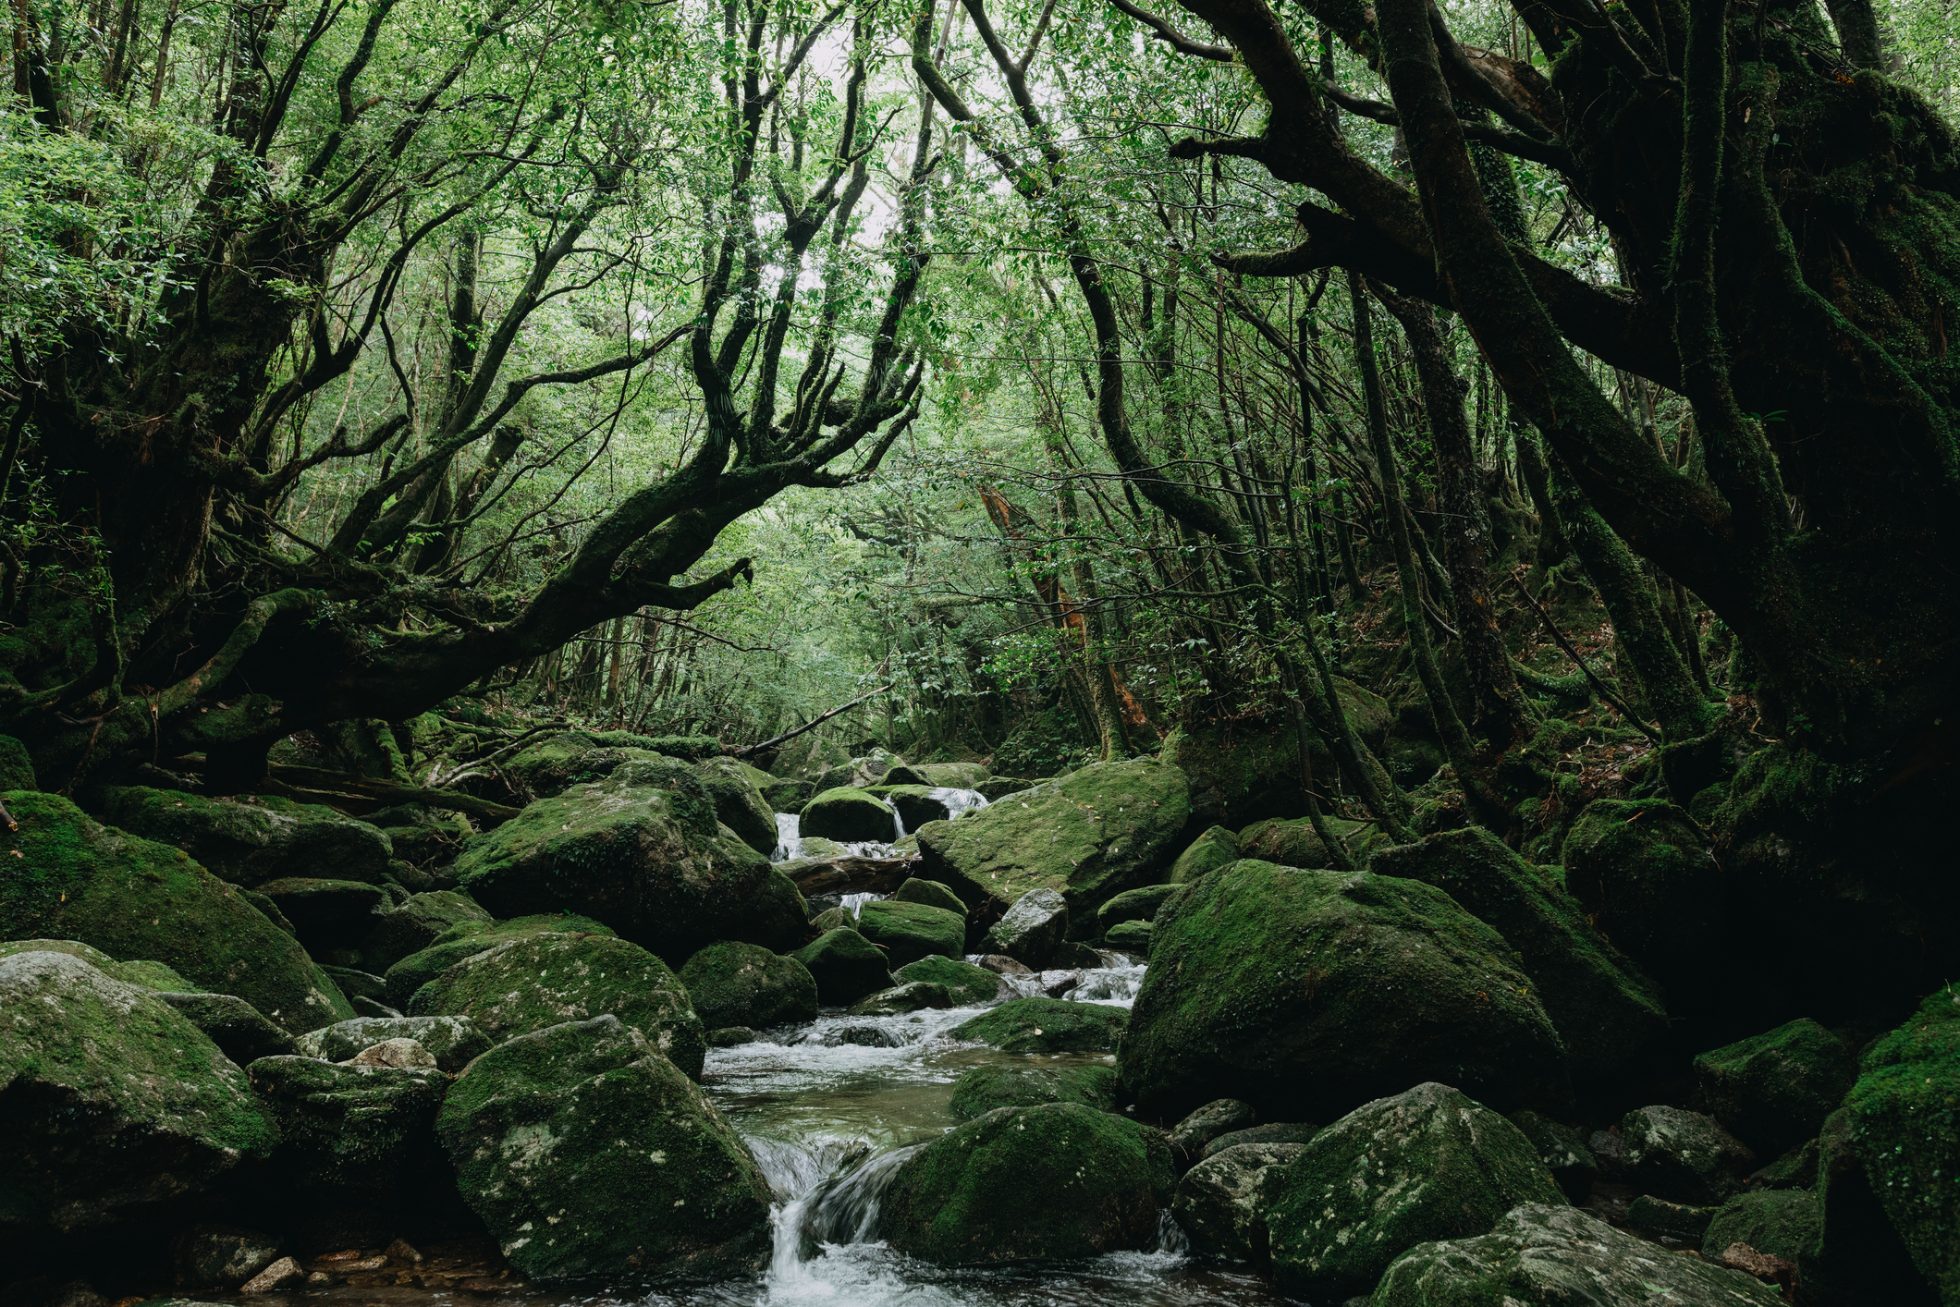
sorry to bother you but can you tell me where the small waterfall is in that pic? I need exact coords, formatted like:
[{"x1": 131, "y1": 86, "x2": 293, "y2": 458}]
[
  {"x1": 744, "y1": 1131, "x2": 919, "y2": 1292},
  {"x1": 929, "y1": 786, "x2": 990, "y2": 820},
  {"x1": 838, "y1": 891, "x2": 882, "y2": 919},
  {"x1": 773, "y1": 811, "x2": 805, "y2": 862}
]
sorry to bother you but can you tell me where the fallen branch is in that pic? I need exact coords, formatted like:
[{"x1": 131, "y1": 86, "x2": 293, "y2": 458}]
[
  {"x1": 1511, "y1": 576, "x2": 1664, "y2": 744},
  {"x1": 729, "y1": 682, "x2": 894, "y2": 760},
  {"x1": 264, "y1": 764, "x2": 523, "y2": 824}
]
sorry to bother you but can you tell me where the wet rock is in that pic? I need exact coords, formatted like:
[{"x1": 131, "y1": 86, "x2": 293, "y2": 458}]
[
  {"x1": 824, "y1": 1023, "x2": 906, "y2": 1048},
  {"x1": 1201, "y1": 1122, "x2": 1319, "y2": 1159},
  {"x1": 1168, "y1": 826, "x2": 1239, "y2": 884},
  {"x1": 1103, "y1": 919, "x2": 1152, "y2": 956},
  {"x1": 880, "y1": 1103, "x2": 1174, "y2": 1264},
  {"x1": 1169, "y1": 1098, "x2": 1256, "y2": 1158},
  {"x1": 1561, "y1": 798, "x2": 1723, "y2": 1002},
  {"x1": 1703, "y1": 1189, "x2": 1823, "y2": 1266},
  {"x1": 1508, "y1": 1109, "x2": 1597, "y2": 1198},
  {"x1": 1173, "y1": 1142, "x2": 1304, "y2": 1263},
  {"x1": 95, "y1": 787, "x2": 393, "y2": 888},
  {"x1": 853, "y1": 899, "x2": 965, "y2": 966},
  {"x1": 893, "y1": 954, "x2": 1002, "y2": 1004},
  {"x1": 240, "y1": 1256, "x2": 306, "y2": 1294},
  {"x1": 691, "y1": 756, "x2": 779, "y2": 856},
  {"x1": 1626, "y1": 1194, "x2": 1715, "y2": 1242},
  {"x1": 1096, "y1": 883, "x2": 1177, "y2": 929},
  {"x1": 976, "y1": 954, "x2": 1033, "y2": 977},
  {"x1": 891, "y1": 877, "x2": 967, "y2": 915},
  {"x1": 947, "y1": 1065, "x2": 1122, "y2": 1120},
  {"x1": 1369, "y1": 1203, "x2": 1784, "y2": 1306},
  {"x1": 1264, "y1": 1082, "x2": 1565, "y2": 1301},
  {"x1": 985, "y1": 888, "x2": 1070, "y2": 967},
  {"x1": 790, "y1": 928, "x2": 893, "y2": 1006},
  {"x1": 1119, "y1": 861, "x2": 1568, "y2": 1121},
  {"x1": 950, "y1": 995, "x2": 1126, "y2": 1053},
  {"x1": 1618, "y1": 1105, "x2": 1755, "y2": 1203},
  {"x1": 849, "y1": 981, "x2": 953, "y2": 1015},
  {"x1": 800, "y1": 787, "x2": 899, "y2": 842},
  {"x1": 380, "y1": 913, "x2": 616, "y2": 1008},
  {"x1": 437, "y1": 1016, "x2": 771, "y2": 1283},
  {"x1": 295, "y1": 1015, "x2": 493, "y2": 1073},
  {"x1": 679, "y1": 941, "x2": 818, "y2": 1030},
  {"x1": 1693, "y1": 1017, "x2": 1854, "y2": 1155},
  {"x1": 707, "y1": 1025, "x2": 758, "y2": 1047}
]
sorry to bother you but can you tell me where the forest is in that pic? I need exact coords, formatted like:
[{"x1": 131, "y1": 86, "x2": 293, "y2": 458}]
[{"x1": 1, "y1": 0, "x2": 1955, "y2": 1302}]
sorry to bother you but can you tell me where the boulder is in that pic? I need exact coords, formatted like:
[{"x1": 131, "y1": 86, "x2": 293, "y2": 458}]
[
  {"x1": 984, "y1": 888, "x2": 1070, "y2": 967},
  {"x1": 1508, "y1": 1109, "x2": 1597, "y2": 1199},
  {"x1": 0, "y1": 951, "x2": 277, "y2": 1232},
  {"x1": 1103, "y1": 919, "x2": 1152, "y2": 956},
  {"x1": 1370, "y1": 826, "x2": 1669, "y2": 1090},
  {"x1": 853, "y1": 899, "x2": 964, "y2": 967},
  {"x1": 879, "y1": 1103, "x2": 1174, "y2": 1264},
  {"x1": 358, "y1": 890, "x2": 491, "y2": 974},
  {"x1": 891, "y1": 877, "x2": 967, "y2": 914},
  {"x1": 0, "y1": 734, "x2": 35, "y2": 790},
  {"x1": 1369, "y1": 1204, "x2": 1784, "y2": 1307},
  {"x1": 950, "y1": 996, "x2": 1126, "y2": 1053},
  {"x1": 915, "y1": 760, "x2": 1191, "y2": 916},
  {"x1": 789, "y1": 928, "x2": 893, "y2": 1006},
  {"x1": 885, "y1": 761, "x2": 989, "y2": 789},
  {"x1": 1264, "y1": 1082, "x2": 1564, "y2": 1300},
  {"x1": 1617, "y1": 1105, "x2": 1755, "y2": 1203},
  {"x1": 1237, "y1": 816, "x2": 1333, "y2": 868},
  {"x1": 1703, "y1": 1189, "x2": 1823, "y2": 1266},
  {"x1": 1096, "y1": 883, "x2": 1177, "y2": 930},
  {"x1": 172, "y1": 1224, "x2": 284, "y2": 1291},
  {"x1": 1202, "y1": 1122, "x2": 1319, "y2": 1158},
  {"x1": 946, "y1": 1065, "x2": 1122, "y2": 1121},
  {"x1": 254, "y1": 877, "x2": 388, "y2": 951},
  {"x1": 1173, "y1": 1142, "x2": 1305, "y2": 1263},
  {"x1": 799, "y1": 787, "x2": 898, "y2": 842},
  {"x1": 437, "y1": 1016, "x2": 771, "y2": 1283},
  {"x1": 94, "y1": 787, "x2": 394, "y2": 887},
  {"x1": 158, "y1": 991, "x2": 298, "y2": 1064},
  {"x1": 1562, "y1": 798, "x2": 1723, "y2": 1000},
  {"x1": 1626, "y1": 1193, "x2": 1716, "y2": 1242},
  {"x1": 849, "y1": 981, "x2": 953, "y2": 1015},
  {"x1": 451, "y1": 764, "x2": 806, "y2": 962},
  {"x1": 678, "y1": 942, "x2": 818, "y2": 1031},
  {"x1": 294, "y1": 1016, "x2": 493, "y2": 1073},
  {"x1": 408, "y1": 931, "x2": 705, "y2": 1078},
  {"x1": 0, "y1": 937, "x2": 194, "y2": 991},
  {"x1": 0, "y1": 793, "x2": 352, "y2": 1032},
  {"x1": 1170, "y1": 1098, "x2": 1256, "y2": 1158},
  {"x1": 380, "y1": 913, "x2": 613, "y2": 1008},
  {"x1": 1169, "y1": 825, "x2": 1240, "y2": 883},
  {"x1": 893, "y1": 954, "x2": 1001, "y2": 1004},
  {"x1": 1119, "y1": 862, "x2": 1568, "y2": 1121},
  {"x1": 875, "y1": 784, "x2": 964, "y2": 831},
  {"x1": 690, "y1": 756, "x2": 779, "y2": 856},
  {"x1": 1693, "y1": 1018, "x2": 1855, "y2": 1156},
  {"x1": 500, "y1": 731, "x2": 661, "y2": 796}
]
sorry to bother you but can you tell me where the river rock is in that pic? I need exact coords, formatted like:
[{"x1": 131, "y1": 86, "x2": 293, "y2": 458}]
[
  {"x1": 1174, "y1": 1142, "x2": 1304, "y2": 1263},
  {"x1": 800, "y1": 787, "x2": 898, "y2": 842},
  {"x1": 915, "y1": 759, "x2": 1191, "y2": 916},
  {"x1": 1119, "y1": 861, "x2": 1567, "y2": 1121},
  {"x1": 1265, "y1": 1082, "x2": 1564, "y2": 1300},
  {"x1": 678, "y1": 941, "x2": 818, "y2": 1030},
  {"x1": 437, "y1": 1016, "x2": 771, "y2": 1283},
  {"x1": 950, "y1": 995, "x2": 1126, "y2": 1053},
  {"x1": 94, "y1": 786, "x2": 394, "y2": 887},
  {"x1": 0, "y1": 793, "x2": 352, "y2": 1032},
  {"x1": 1170, "y1": 1098, "x2": 1257, "y2": 1158},
  {"x1": 159, "y1": 991, "x2": 299, "y2": 1063},
  {"x1": 1370, "y1": 825, "x2": 1669, "y2": 1090},
  {"x1": 1169, "y1": 825, "x2": 1240, "y2": 883},
  {"x1": 1617, "y1": 1105, "x2": 1755, "y2": 1203},
  {"x1": 0, "y1": 951, "x2": 277, "y2": 1232},
  {"x1": 875, "y1": 784, "x2": 962, "y2": 831},
  {"x1": 254, "y1": 877, "x2": 389, "y2": 952},
  {"x1": 1693, "y1": 1017, "x2": 1854, "y2": 1156},
  {"x1": 295, "y1": 1015, "x2": 492, "y2": 1072},
  {"x1": 893, "y1": 954, "x2": 1001, "y2": 1004},
  {"x1": 1096, "y1": 883, "x2": 1177, "y2": 929},
  {"x1": 408, "y1": 930, "x2": 705, "y2": 1077},
  {"x1": 1562, "y1": 798, "x2": 1723, "y2": 1001},
  {"x1": 173, "y1": 1225, "x2": 284, "y2": 1290},
  {"x1": 1201, "y1": 1121, "x2": 1319, "y2": 1158},
  {"x1": 879, "y1": 1103, "x2": 1174, "y2": 1264},
  {"x1": 1103, "y1": 919, "x2": 1152, "y2": 955},
  {"x1": 891, "y1": 877, "x2": 967, "y2": 914},
  {"x1": 358, "y1": 890, "x2": 492, "y2": 973},
  {"x1": 789, "y1": 928, "x2": 892, "y2": 1005},
  {"x1": 947, "y1": 1065, "x2": 1122, "y2": 1120},
  {"x1": 1369, "y1": 1203, "x2": 1785, "y2": 1306},
  {"x1": 381, "y1": 913, "x2": 614, "y2": 1007},
  {"x1": 690, "y1": 756, "x2": 779, "y2": 855},
  {"x1": 853, "y1": 899, "x2": 964, "y2": 966},
  {"x1": 1704, "y1": 1189, "x2": 1823, "y2": 1266},
  {"x1": 849, "y1": 981, "x2": 952, "y2": 1015},
  {"x1": 985, "y1": 887, "x2": 1070, "y2": 967}
]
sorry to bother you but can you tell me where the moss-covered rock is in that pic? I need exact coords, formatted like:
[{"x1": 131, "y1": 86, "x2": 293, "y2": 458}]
[
  {"x1": 380, "y1": 913, "x2": 613, "y2": 1008},
  {"x1": 294, "y1": 1015, "x2": 493, "y2": 1072},
  {"x1": 1562, "y1": 798, "x2": 1723, "y2": 1001},
  {"x1": 891, "y1": 876, "x2": 967, "y2": 914},
  {"x1": 893, "y1": 954, "x2": 1001, "y2": 1005},
  {"x1": 358, "y1": 890, "x2": 491, "y2": 974},
  {"x1": 1119, "y1": 862, "x2": 1567, "y2": 1121},
  {"x1": 500, "y1": 732, "x2": 663, "y2": 797},
  {"x1": 1508, "y1": 1109, "x2": 1597, "y2": 1199},
  {"x1": 1617, "y1": 1105, "x2": 1755, "y2": 1203},
  {"x1": 872, "y1": 783, "x2": 960, "y2": 832},
  {"x1": 1370, "y1": 826, "x2": 1669, "y2": 1090},
  {"x1": 984, "y1": 887, "x2": 1070, "y2": 967},
  {"x1": 849, "y1": 981, "x2": 953, "y2": 1015},
  {"x1": 946, "y1": 1064, "x2": 1122, "y2": 1121},
  {"x1": 950, "y1": 996, "x2": 1127, "y2": 1053},
  {"x1": 0, "y1": 792, "x2": 352, "y2": 1032},
  {"x1": 1096, "y1": 883, "x2": 1177, "y2": 930},
  {"x1": 1169, "y1": 825, "x2": 1240, "y2": 884},
  {"x1": 1103, "y1": 918, "x2": 1153, "y2": 956},
  {"x1": 879, "y1": 1103, "x2": 1174, "y2": 1264},
  {"x1": 1369, "y1": 1204, "x2": 1783, "y2": 1306},
  {"x1": 799, "y1": 787, "x2": 899, "y2": 842},
  {"x1": 1264, "y1": 1082, "x2": 1563, "y2": 1300},
  {"x1": 158, "y1": 991, "x2": 298, "y2": 1064},
  {"x1": 451, "y1": 765, "x2": 805, "y2": 962},
  {"x1": 788, "y1": 928, "x2": 892, "y2": 1006},
  {"x1": 437, "y1": 1016, "x2": 771, "y2": 1283},
  {"x1": 1174, "y1": 1142, "x2": 1305, "y2": 1263},
  {"x1": 409, "y1": 931, "x2": 705, "y2": 1078},
  {"x1": 1202, "y1": 1122, "x2": 1319, "y2": 1158},
  {"x1": 885, "y1": 761, "x2": 989, "y2": 789},
  {"x1": 691, "y1": 756, "x2": 778, "y2": 856},
  {"x1": 1169, "y1": 1098, "x2": 1256, "y2": 1157},
  {"x1": 853, "y1": 898, "x2": 964, "y2": 967},
  {"x1": 0, "y1": 735, "x2": 35, "y2": 790},
  {"x1": 1693, "y1": 1018, "x2": 1854, "y2": 1156},
  {"x1": 94, "y1": 786, "x2": 393, "y2": 887},
  {"x1": 1237, "y1": 816, "x2": 1334, "y2": 868},
  {"x1": 0, "y1": 937, "x2": 192, "y2": 991},
  {"x1": 255, "y1": 877, "x2": 389, "y2": 951},
  {"x1": 0, "y1": 951, "x2": 277, "y2": 1232},
  {"x1": 1703, "y1": 1189, "x2": 1823, "y2": 1265},
  {"x1": 678, "y1": 942, "x2": 817, "y2": 1031}
]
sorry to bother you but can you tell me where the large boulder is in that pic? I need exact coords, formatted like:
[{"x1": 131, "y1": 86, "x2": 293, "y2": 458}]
[
  {"x1": 158, "y1": 991, "x2": 299, "y2": 1064},
  {"x1": 500, "y1": 731, "x2": 661, "y2": 797},
  {"x1": 294, "y1": 1015, "x2": 493, "y2": 1073},
  {"x1": 788, "y1": 928, "x2": 892, "y2": 1006},
  {"x1": 437, "y1": 1016, "x2": 771, "y2": 1283},
  {"x1": 1265, "y1": 1082, "x2": 1565, "y2": 1300},
  {"x1": 1174, "y1": 1142, "x2": 1306, "y2": 1263},
  {"x1": 950, "y1": 996, "x2": 1127, "y2": 1053},
  {"x1": 885, "y1": 761, "x2": 989, "y2": 789},
  {"x1": 1616, "y1": 1104, "x2": 1755, "y2": 1204},
  {"x1": 451, "y1": 764, "x2": 806, "y2": 962},
  {"x1": 1237, "y1": 816, "x2": 1334, "y2": 868},
  {"x1": 358, "y1": 890, "x2": 492, "y2": 974},
  {"x1": 1097, "y1": 883, "x2": 1178, "y2": 929},
  {"x1": 1703, "y1": 1189, "x2": 1823, "y2": 1268},
  {"x1": 799, "y1": 787, "x2": 898, "y2": 842},
  {"x1": 878, "y1": 1103, "x2": 1174, "y2": 1264},
  {"x1": 1371, "y1": 826, "x2": 1669, "y2": 1091},
  {"x1": 409, "y1": 931, "x2": 705, "y2": 1078},
  {"x1": 894, "y1": 954, "x2": 1001, "y2": 1004},
  {"x1": 691, "y1": 756, "x2": 778, "y2": 856},
  {"x1": 853, "y1": 899, "x2": 964, "y2": 967},
  {"x1": 0, "y1": 951, "x2": 277, "y2": 1232},
  {"x1": 1562, "y1": 799, "x2": 1723, "y2": 1000},
  {"x1": 381, "y1": 912, "x2": 613, "y2": 1008},
  {"x1": 94, "y1": 787, "x2": 394, "y2": 887},
  {"x1": 1169, "y1": 825, "x2": 1240, "y2": 883},
  {"x1": 985, "y1": 888, "x2": 1071, "y2": 967},
  {"x1": 1119, "y1": 862, "x2": 1567, "y2": 1121},
  {"x1": 1369, "y1": 1204, "x2": 1784, "y2": 1307},
  {"x1": 915, "y1": 759, "x2": 1191, "y2": 916},
  {"x1": 678, "y1": 941, "x2": 818, "y2": 1031},
  {"x1": 947, "y1": 1065, "x2": 1122, "y2": 1121},
  {"x1": 0, "y1": 792, "x2": 351, "y2": 1032},
  {"x1": 891, "y1": 876, "x2": 967, "y2": 914},
  {"x1": 254, "y1": 877, "x2": 389, "y2": 952},
  {"x1": 1693, "y1": 1018, "x2": 1855, "y2": 1156}
]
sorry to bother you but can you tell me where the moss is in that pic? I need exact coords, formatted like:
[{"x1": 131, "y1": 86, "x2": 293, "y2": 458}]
[
  {"x1": 677, "y1": 941, "x2": 817, "y2": 1030},
  {"x1": 853, "y1": 898, "x2": 965, "y2": 967},
  {"x1": 789, "y1": 928, "x2": 892, "y2": 1006},
  {"x1": 1104, "y1": 919, "x2": 1152, "y2": 955},
  {"x1": 1561, "y1": 797, "x2": 1722, "y2": 1000},
  {"x1": 1169, "y1": 825, "x2": 1240, "y2": 884},
  {"x1": 0, "y1": 734, "x2": 36, "y2": 790},
  {"x1": 1097, "y1": 883, "x2": 1177, "y2": 929},
  {"x1": 799, "y1": 786, "x2": 898, "y2": 842},
  {"x1": 947, "y1": 1065, "x2": 1121, "y2": 1120},
  {"x1": 950, "y1": 996, "x2": 1127, "y2": 1053},
  {"x1": 1174, "y1": 1141, "x2": 1304, "y2": 1262},
  {"x1": 293, "y1": 1014, "x2": 492, "y2": 1072},
  {"x1": 879, "y1": 1103, "x2": 1173, "y2": 1264},
  {"x1": 0, "y1": 938, "x2": 193, "y2": 990},
  {"x1": 1202, "y1": 1122, "x2": 1320, "y2": 1158},
  {"x1": 885, "y1": 761, "x2": 989, "y2": 789},
  {"x1": 690, "y1": 755, "x2": 778, "y2": 855},
  {"x1": 850, "y1": 981, "x2": 953, "y2": 1014},
  {"x1": 1237, "y1": 816, "x2": 1333, "y2": 868},
  {"x1": 893, "y1": 954, "x2": 1000, "y2": 1004},
  {"x1": 94, "y1": 786, "x2": 393, "y2": 888},
  {"x1": 502, "y1": 733, "x2": 665, "y2": 797},
  {"x1": 381, "y1": 913, "x2": 614, "y2": 1008},
  {"x1": 891, "y1": 876, "x2": 967, "y2": 914},
  {"x1": 359, "y1": 889, "x2": 492, "y2": 973},
  {"x1": 1693, "y1": 1018, "x2": 1854, "y2": 1155},
  {"x1": 1703, "y1": 1189, "x2": 1823, "y2": 1264},
  {"x1": 0, "y1": 792, "x2": 352, "y2": 1032}
]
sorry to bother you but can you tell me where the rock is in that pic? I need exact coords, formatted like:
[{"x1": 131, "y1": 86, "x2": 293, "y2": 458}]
[
  {"x1": 1618, "y1": 1105, "x2": 1755, "y2": 1203},
  {"x1": 1703, "y1": 1189, "x2": 1823, "y2": 1265},
  {"x1": 1173, "y1": 1143, "x2": 1304, "y2": 1262},
  {"x1": 977, "y1": 775, "x2": 1039, "y2": 801},
  {"x1": 916, "y1": 760, "x2": 1192, "y2": 916},
  {"x1": 410, "y1": 931, "x2": 706, "y2": 1077},
  {"x1": 381, "y1": 913, "x2": 615, "y2": 1008},
  {"x1": 891, "y1": 877, "x2": 967, "y2": 914},
  {"x1": 173, "y1": 1225, "x2": 283, "y2": 1290},
  {"x1": 947, "y1": 1065, "x2": 1122, "y2": 1120},
  {"x1": 0, "y1": 793, "x2": 353, "y2": 1032},
  {"x1": 0, "y1": 735, "x2": 36, "y2": 790},
  {"x1": 976, "y1": 953, "x2": 1034, "y2": 977},
  {"x1": 1369, "y1": 1204, "x2": 1785, "y2": 1307},
  {"x1": 437, "y1": 1016, "x2": 771, "y2": 1282},
  {"x1": 1119, "y1": 861, "x2": 1568, "y2": 1121},
  {"x1": 1201, "y1": 1122, "x2": 1319, "y2": 1158},
  {"x1": 799, "y1": 787, "x2": 899, "y2": 842},
  {"x1": 893, "y1": 954, "x2": 1001, "y2": 1004},
  {"x1": 707, "y1": 1026, "x2": 757, "y2": 1047},
  {"x1": 1627, "y1": 1194, "x2": 1716, "y2": 1242},
  {"x1": 1169, "y1": 825, "x2": 1240, "y2": 884},
  {"x1": 341, "y1": 1036, "x2": 437, "y2": 1069},
  {"x1": 1693, "y1": 1017, "x2": 1854, "y2": 1155},
  {"x1": 500, "y1": 731, "x2": 662, "y2": 796},
  {"x1": 1103, "y1": 919, "x2": 1152, "y2": 956},
  {"x1": 1370, "y1": 826, "x2": 1669, "y2": 1090},
  {"x1": 885, "y1": 761, "x2": 990, "y2": 789},
  {"x1": 811, "y1": 749, "x2": 904, "y2": 791},
  {"x1": 1238, "y1": 816, "x2": 1333, "y2": 868},
  {"x1": 879, "y1": 1103, "x2": 1174, "y2": 1264},
  {"x1": 1264, "y1": 1082, "x2": 1565, "y2": 1300},
  {"x1": 451, "y1": 764, "x2": 806, "y2": 962},
  {"x1": 853, "y1": 899, "x2": 965, "y2": 966},
  {"x1": 254, "y1": 877, "x2": 388, "y2": 951},
  {"x1": 985, "y1": 887, "x2": 1071, "y2": 967},
  {"x1": 1096, "y1": 883, "x2": 1176, "y2": 930},
  {"x1": 358, "y1": 890, "x2": 491, "y2": 974},
  {"x1": 1561, "y1": 798, "x2": 1723, "y2": 1000},
  {"x1": 321, "y1": 965, "x2": 388, "y2": 1005},
  {"x1": 0, "y1": 952, "x2": 276, "y2": 1232},
  {"x1": 691, "y1": 756, "x2": 779, "y2": 856},
  {"x1": 876, "y1": 784, "x2": 965, "y2": 831},
  {"x1": 849, "y1": 981, "x2": 953, "y2": 1015},
  {"x1": 1812, "y1": 986, "x2": 1959, "y2": 1306},
  {"x1": 760, "y1": 773, "x2": 815, "y2": 812},
  {"x1": 350, "y1": 995, "x2": 399, "y2": 1019},
  {"x1": 789, "y1": 928, "x2": 893, "y2": 1006},
  {"x1": 95, "y1": 787, "x2": 394, "y2": 887},
  {"x1": 950, "y1": 996, "x2": 1126, "y2": 1053},
  {"x1": 239, "y1": 1257, "x2": 306, "y2": 1294},
  {"x1": 159, "y1": 991, "x2": 299, "y2": 1063},
  {"x1": 1170, "y1": 1098, "x2": 1256, "y2": 1158},
  {"x1": 678, "y1": 941, "x2": 818, "y2": 1030},
  {"x1": 1749, "y1": 1137, "x2": 1821, "y2": 1190},
  {"x1": 1508, "y1": 1109, "x2": 1597, "y2": 1198},
  {"x1": 1165, "y1": 705, "x2": 1386, "y2": 829}
]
